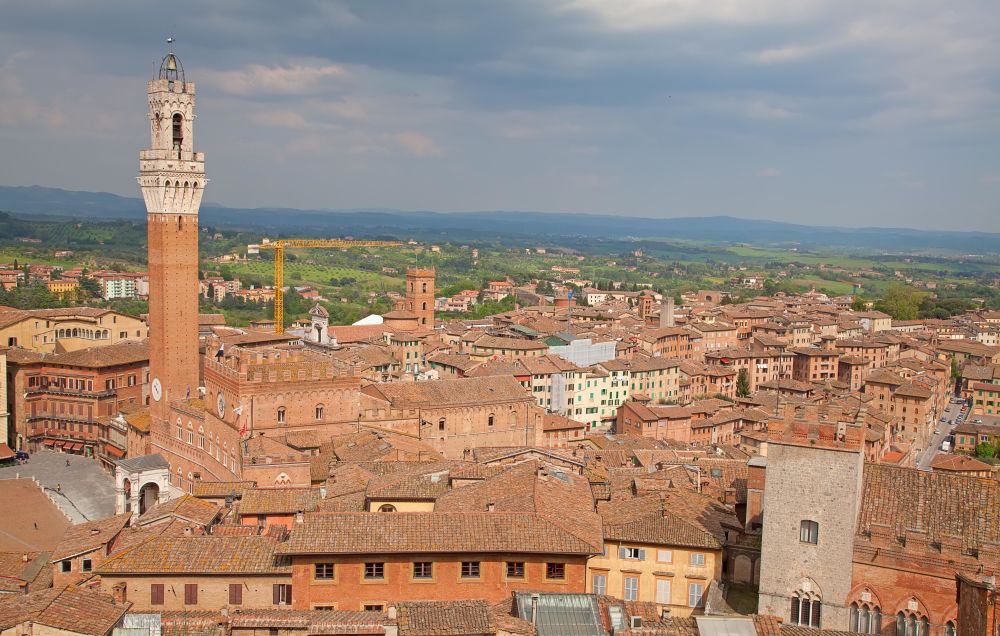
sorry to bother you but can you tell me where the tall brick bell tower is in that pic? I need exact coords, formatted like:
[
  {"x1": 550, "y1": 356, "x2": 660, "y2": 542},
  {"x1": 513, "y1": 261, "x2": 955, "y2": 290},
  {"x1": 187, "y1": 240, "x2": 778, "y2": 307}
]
[
  {"x1": 138, "y1": 47, "x2": 205, "y2": 424},
  {"x1": 406, "y1": 268, "x2": 435, "y2": 328}
]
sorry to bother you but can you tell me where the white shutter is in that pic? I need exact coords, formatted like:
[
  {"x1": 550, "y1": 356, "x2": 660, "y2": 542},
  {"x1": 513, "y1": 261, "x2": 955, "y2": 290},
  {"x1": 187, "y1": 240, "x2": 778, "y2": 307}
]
[
  {"x1": 638, "y1": 548, "x2": 646, "y2": 561},
  {"x1": 656, "y1": 579, "x2": 671, "y2": 604},
  {"x1": 657, "y1": 549, "x2": 673, "y2": 563},
  {"x1": 619, "y1": 547, "x2": 628, "y2": 559}
]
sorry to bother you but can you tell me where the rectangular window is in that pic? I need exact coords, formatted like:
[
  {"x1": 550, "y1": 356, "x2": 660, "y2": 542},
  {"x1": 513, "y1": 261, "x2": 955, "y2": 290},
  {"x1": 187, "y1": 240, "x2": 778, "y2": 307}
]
[
  {"x1": 800, "y1": 520, "x2": 819, "y2": 544},
  {"x1": 59, "y1": 560, "x2": 71, "y2": 573},
  {"x1": 184, "y1": 583, "x2": 198, "y2": 605},
  {"x1": 546, "y1": 563, "x2": 566, "y2": 579},
  {"x1": 150, "y1": 583, "x2": 164, "y2": 605},
  {"x1": 413, "y1": 562, "x2": 433, "y2": 579},
  {"x1": 690, "y1": 552, "x2": 706, "y2": 566},
  {"x1": 82, "y1": 558, "x2": 92, "y2": 572},
  {"x1": 364, "y1": 604, "x2": 385, "y2": 612},
  {"x1": 273, "y1": 584, "x2": 292, "y2": 605},
  {"x1": 656, "y1": 579, "x2": 671, "y2": 604},
  {"x1": 620, "y1": 547, "x2": 646, "y2": 560},
  {"x1": 461, "y1": 561, "x2": 481, "y2": 579},
  {"x1": 506, "y1": 562, "x2": 525, "y2": 579},
  {"x1": 624, "y1": 576, "x2": 639, "y2": 601},
  {"x1": 592, "y1": 573, "x2": 607, "y2": 595},
  {"x1": 688, "y1": 583, "x2": 704, "y2": 608},
  {"x1": 315, "y1": 563, "x2": 334, "y2": 580},
  {"x1": 229, "y1": 583, "x2": 242, "y2": 605},
  {"x1": 657, "y1": 549, "x2": 673, "y2": 563},
  {"x1": 364, "y1": 562, "x2": 385, "y2": 580}
]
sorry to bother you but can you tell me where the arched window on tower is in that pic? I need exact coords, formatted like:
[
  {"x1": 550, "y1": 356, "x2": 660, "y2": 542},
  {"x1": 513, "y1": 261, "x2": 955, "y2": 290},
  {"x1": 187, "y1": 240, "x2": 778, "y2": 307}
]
[
  {"x1": 790, "y1": 590, "x2": 822, "y2": 628},
  {"x1": 422, "y1": 282, "x2": 427, "y2": 293},
  {"x1": 172, "y1": 113, "x2": 183, "y2": 152}
]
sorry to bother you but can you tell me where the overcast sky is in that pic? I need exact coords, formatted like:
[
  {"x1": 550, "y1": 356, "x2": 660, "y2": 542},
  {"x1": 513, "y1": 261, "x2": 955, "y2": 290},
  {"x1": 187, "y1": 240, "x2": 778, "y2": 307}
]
[{"x1": 1, "y1": 1, "x2": 998, "y2": 231}]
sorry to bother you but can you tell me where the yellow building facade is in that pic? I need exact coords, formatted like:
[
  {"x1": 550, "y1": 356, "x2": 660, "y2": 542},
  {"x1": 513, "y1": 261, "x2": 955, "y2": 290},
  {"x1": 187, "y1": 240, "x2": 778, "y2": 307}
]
[
  {"x1": 0, "y1": 308, "x2": 148, "y2": 353},
  {"x1": 586, "y1": 539, "x2": 722, "y2": 617}
]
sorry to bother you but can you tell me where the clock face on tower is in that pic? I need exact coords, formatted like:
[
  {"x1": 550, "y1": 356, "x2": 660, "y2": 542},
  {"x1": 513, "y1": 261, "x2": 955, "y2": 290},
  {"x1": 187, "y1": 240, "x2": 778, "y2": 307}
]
[
  {"x1": 151, "y1": 378, "x2": 162, "y2": 402},
  {"x1": 217, "y1": 392, "x2": 226, "y2": 418}
]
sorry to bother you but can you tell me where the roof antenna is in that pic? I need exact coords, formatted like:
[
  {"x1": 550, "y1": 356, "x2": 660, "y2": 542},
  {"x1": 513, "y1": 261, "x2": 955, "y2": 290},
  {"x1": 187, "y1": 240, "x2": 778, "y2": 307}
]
[{"x1": 167, "y1": 36, "x2": 176, "y2": 53}]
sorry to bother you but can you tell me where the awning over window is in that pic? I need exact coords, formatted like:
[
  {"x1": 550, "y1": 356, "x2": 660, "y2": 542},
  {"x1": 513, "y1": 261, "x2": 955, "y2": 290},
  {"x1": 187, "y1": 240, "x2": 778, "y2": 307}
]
[
  {"x1": 43, "y1": 439, "x2": 56, "y2": 447},
  {"x1": 104, "y1": 444, "x2": 126, "y2": 458}
]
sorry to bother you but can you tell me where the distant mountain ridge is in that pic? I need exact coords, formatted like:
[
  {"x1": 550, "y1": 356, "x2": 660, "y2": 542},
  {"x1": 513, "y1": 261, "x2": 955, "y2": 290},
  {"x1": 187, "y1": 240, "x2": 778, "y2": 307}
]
[{"x1": 0, "y1": 184, "x2": 996, "y2": 252}]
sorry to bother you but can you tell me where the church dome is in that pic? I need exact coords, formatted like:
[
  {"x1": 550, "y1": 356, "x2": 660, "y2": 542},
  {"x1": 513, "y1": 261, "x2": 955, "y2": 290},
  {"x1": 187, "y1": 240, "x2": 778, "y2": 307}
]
[{"x1": 159, "y1": 52, "x2": 185, "y2": 83}]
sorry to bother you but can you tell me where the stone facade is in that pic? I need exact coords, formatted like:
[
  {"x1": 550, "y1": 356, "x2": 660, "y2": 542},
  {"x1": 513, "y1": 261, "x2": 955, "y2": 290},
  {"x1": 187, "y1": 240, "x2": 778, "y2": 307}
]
[{"x1": 757, "y1": 415, "x2": 866, "y2": 630}]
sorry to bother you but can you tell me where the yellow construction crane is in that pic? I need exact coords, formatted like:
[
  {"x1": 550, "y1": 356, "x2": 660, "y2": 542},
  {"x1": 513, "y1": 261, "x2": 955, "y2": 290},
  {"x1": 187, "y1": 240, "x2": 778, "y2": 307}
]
[{"x1": 254, "y1": 238, "x2": 402, "y2": 333}]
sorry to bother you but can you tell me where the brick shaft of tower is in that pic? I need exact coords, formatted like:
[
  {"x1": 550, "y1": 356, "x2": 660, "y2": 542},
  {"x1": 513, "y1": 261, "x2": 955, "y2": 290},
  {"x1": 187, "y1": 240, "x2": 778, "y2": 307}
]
[
  {"x1": 406, "y1": 268, "x2": 435, "y2": 328},
  {"x1": 138, "y1": 56, "x2": 206, "y2": 423}
]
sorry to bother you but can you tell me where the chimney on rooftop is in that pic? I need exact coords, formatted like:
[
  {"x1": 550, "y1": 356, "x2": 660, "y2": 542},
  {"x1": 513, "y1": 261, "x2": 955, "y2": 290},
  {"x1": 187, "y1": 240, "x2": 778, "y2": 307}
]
[
  {"x1": 486, "y1": 502, "x2": 495, "y2": 512},
  {"x1": 21, "y1": 553, "x2": 28, "y2": 563},
  {"x1": 295, "y1": 509, "x2": 305, "y2": 524}
]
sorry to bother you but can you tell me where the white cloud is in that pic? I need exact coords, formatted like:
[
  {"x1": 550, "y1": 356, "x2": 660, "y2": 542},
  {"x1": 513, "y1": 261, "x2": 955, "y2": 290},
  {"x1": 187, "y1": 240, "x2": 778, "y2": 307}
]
[
  {"x1": 392, "y1": 132, "x2": 444, "y2": 157},
  {"x1": 206, "y1": 61, "x2": 348, "y2": 96},
  {"x1": 557, "y1": 0, "x2": 827, "y2": 31}
]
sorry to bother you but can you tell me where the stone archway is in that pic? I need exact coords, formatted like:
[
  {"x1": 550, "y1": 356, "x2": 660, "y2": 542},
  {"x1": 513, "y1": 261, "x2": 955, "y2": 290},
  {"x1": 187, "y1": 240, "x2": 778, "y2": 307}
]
[{"x1": 139, "y1": 482, "x2": 160, "y2": 515}]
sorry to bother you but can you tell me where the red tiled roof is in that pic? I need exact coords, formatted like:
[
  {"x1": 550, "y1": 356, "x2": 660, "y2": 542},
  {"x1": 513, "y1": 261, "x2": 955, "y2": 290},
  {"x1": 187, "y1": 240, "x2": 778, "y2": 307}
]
[
  {"x1": 0, "y1": 586, "x2": 130, "y2": 635},
  {"x1": 278, "y1": 512, "x2": 599, "y2": 556}
]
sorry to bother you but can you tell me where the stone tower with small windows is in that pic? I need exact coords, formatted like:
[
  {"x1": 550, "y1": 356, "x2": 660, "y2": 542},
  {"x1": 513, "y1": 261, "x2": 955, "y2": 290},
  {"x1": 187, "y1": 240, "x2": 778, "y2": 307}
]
[
  {"x1": 406, "y1": 268, "x2": 435, "y2": 328},
  {"x1": 757, "y1": 404, "x2": 866, "y2": 630},
  {"x1": 139, "y1": 48, "x2": 206, "y2": 424}
]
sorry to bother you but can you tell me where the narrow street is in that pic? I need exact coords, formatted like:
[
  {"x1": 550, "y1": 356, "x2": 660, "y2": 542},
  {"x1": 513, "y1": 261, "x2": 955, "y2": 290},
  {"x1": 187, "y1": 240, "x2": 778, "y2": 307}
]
[{"x1": 916, "y1": 400, "x2": 964, "y2": 471}]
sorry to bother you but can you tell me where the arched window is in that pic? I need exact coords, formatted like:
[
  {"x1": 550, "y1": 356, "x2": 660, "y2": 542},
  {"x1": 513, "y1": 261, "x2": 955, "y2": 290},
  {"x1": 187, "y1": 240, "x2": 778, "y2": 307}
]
[
  {"x1": 315, "y1": 404, "x2": 324, "y2": 420},
  {"x1": 800, "y1": 520, "x2": 819, "y2": 544},
  {"x1": 850, "y1": 602, "x2": 882, "y2": 634},
  {"x1": 172, "y1": 113, "x2": 183, "y2": 150},
  {"x1": 896, "y1": 612, "x2": 929, "y2": 636},
  {"x1": 198, "y1": 426, "x2": 205, "y2": 449},
  {"x1": 422, "y1": 282, "x2": 427, "y2": 293},
  {"x1": 378, "y1": 504, "x2": 396, "y2": 513},
  {"x1": 791, "y1": 592, "x2": 821, "y2": 628},
  {"x1": 488, "y1": 414, "x2": 495, "y2": 427},
  {"x1": 422, "y1": 301, "x2": 427, "y2": 310},
  {"x1": 438, "y1": 418, "x2": 446, "y2": 432},
  {"x1": 277, "y1": 407, "x2": 286, "y2": 424},
  {"x1": 944, "y1": 622, "x2": 955, "y2": 636}
]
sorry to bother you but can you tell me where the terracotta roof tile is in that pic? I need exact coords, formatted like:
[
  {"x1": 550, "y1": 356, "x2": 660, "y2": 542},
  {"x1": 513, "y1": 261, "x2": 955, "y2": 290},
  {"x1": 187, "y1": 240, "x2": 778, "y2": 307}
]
[
  {"x1": 362, "y1": 376, "x2": 532, "y2": 407},
  {"x1": 858, "y1": 463, "x2": 1000, "y2": 549},
  {"x1": 97, "y1": 535, "x2": 290, "y2": 574},
  {"x1": 239, "y1": 488, "x2": 320, "y2": 515},
  {"x1": 396, "y1": 600, "x2": 495, "y2": 636},
  {"x1": 0, "y1": 586, "x2": 130, "y2": 635},
  {"x1": 278, "y1": 512, "x2": 599, "y2": 555},
  {"x1": 136, "y1": 494, "x2": 221, "y2": 527},
  {"x1": 51, "y1": 513, "x2": 130, "y2": 562}
]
